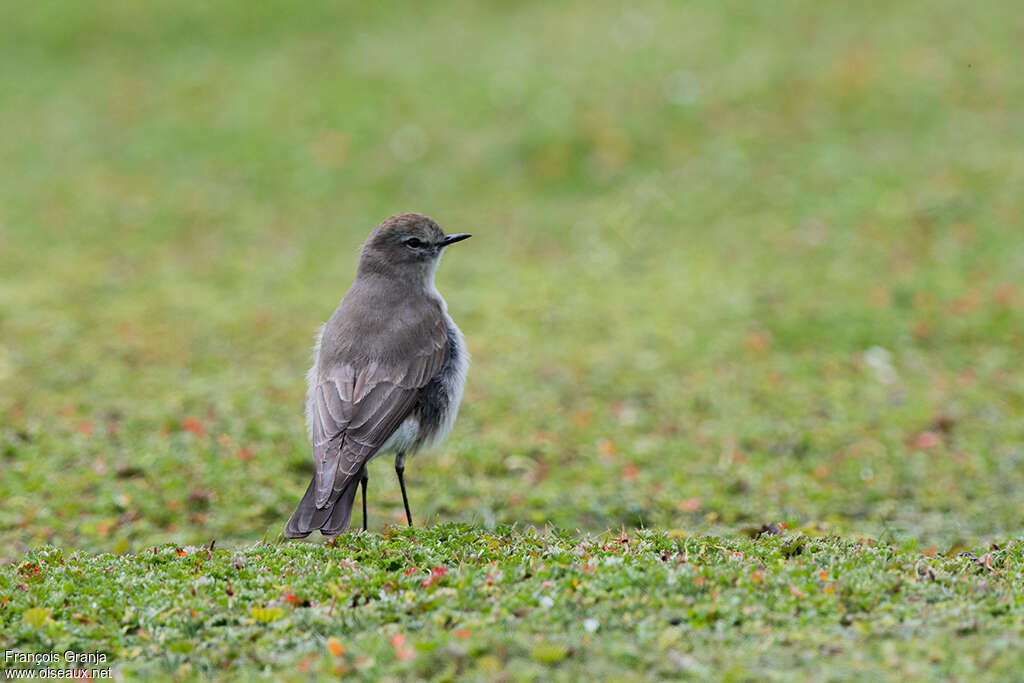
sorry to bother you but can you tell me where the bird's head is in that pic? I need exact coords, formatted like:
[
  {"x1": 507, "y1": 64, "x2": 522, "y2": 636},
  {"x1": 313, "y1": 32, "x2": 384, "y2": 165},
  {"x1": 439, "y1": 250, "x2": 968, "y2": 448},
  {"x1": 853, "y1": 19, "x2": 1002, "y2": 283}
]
[{"x1": 357, "y1": 213, "x2": 470, "y2": 286}]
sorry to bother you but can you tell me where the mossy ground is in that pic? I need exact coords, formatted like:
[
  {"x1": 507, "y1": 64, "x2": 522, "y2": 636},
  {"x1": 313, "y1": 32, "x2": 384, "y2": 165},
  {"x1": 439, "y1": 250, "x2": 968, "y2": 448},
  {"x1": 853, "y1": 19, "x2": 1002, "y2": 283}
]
[{"x1": 4, "y1": 527, "x2": 1024, "y2": 680}]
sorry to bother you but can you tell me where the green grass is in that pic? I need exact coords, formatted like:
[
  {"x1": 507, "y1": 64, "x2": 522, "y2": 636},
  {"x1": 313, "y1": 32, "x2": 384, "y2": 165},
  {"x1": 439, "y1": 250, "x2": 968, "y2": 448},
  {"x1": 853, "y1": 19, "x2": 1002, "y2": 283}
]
[
  {"x1": 1, "y1": 0, "x2": 1023, "y2": 679},
  {"x1": 4, "y1": 527, "x2": 1024, "y2": 680}
]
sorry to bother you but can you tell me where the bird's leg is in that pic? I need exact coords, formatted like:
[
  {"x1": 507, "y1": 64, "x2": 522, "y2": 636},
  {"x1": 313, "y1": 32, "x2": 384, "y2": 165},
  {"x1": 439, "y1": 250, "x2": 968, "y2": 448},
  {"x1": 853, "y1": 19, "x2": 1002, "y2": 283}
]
[
  {"x1": 395, "y1": 452, "x2": 412, "y2": 527},
  {"x1": 360, "y1": 467, "x2": 369, "y2": 532}
]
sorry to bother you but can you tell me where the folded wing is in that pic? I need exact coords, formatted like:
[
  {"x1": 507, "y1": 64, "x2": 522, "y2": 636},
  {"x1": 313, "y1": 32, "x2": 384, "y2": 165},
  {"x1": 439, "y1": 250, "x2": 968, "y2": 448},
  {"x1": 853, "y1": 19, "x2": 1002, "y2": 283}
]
[{"x1": 311, "y1": 315, "x2": 448, "y2": 508}]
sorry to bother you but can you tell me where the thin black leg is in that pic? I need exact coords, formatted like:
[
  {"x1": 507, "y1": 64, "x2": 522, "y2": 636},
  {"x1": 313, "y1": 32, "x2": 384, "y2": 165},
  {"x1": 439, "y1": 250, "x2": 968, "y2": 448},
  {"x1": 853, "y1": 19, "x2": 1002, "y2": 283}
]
[
  {"x1": 395, "y1": 452, "x2": 412, "y2": 527},
  {"x1": 360, "y1": 467, "x2": 369, "y2": 532}
]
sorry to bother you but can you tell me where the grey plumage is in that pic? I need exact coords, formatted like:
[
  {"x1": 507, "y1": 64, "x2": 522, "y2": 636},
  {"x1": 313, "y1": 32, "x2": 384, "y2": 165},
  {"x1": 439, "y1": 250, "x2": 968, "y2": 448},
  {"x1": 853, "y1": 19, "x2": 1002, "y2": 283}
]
[{"x1": 285, "y1": 213, "x2": 470, "y2": 539}]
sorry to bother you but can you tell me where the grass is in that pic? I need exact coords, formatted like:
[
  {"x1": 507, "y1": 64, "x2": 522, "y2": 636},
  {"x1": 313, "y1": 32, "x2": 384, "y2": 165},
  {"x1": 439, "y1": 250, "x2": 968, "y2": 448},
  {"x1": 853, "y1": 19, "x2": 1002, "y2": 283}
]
[
  {"x1": 1, "y1": 0, "x2": 1023, "y2": 679},
  {"x1": 4, "y1": 527, "x2": 1024, "y2": 680}
]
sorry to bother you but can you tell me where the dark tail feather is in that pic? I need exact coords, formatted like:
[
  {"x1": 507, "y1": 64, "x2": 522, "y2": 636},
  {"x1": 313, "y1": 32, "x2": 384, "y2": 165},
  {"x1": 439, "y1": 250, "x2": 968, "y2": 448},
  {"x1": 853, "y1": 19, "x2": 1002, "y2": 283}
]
[{"x1": 284, "y1": 475, "x2": 360, "y2": 539}]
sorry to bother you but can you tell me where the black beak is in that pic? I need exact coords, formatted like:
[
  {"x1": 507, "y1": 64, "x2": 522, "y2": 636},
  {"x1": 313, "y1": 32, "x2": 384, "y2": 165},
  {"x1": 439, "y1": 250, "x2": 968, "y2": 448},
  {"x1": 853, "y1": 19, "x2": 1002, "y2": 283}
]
[{"x1": 441, "y1": 233, "x2": 472, "y2": 246}]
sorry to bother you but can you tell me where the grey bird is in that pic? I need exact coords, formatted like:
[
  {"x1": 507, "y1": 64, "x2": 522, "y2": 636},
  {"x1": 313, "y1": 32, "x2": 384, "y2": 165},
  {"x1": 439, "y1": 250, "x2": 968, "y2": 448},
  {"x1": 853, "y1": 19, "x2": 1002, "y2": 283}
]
[{"x1": 284, "y1": 213, "x2": 470, "y2": 538}]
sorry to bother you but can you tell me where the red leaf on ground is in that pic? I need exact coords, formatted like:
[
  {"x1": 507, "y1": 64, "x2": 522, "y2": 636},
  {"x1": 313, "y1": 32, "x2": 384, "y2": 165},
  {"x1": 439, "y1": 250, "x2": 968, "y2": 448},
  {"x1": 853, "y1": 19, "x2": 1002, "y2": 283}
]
[
  {"x1": 182, "y1": 417, "x2": 203, "y2": 435},
  {"x1": 421, "y1": 567, "x2": 446, "y2": 587},
  {"x1": 677, "y1": 498, "x2": 701, "y2": 512},
  {"x1": 909, "y1": 431, "x2": 941, "y2": 449},
  {"x1": 391, "y1": 633, "x2": 414, "y2": 661}
]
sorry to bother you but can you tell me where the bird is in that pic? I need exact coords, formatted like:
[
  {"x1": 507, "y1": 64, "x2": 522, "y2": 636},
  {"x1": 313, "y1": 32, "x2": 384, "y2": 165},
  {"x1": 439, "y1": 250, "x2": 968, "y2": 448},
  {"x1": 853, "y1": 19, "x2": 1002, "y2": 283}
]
[{"x1": 284, "y1": 213, "x2": 471, "y2": 538}]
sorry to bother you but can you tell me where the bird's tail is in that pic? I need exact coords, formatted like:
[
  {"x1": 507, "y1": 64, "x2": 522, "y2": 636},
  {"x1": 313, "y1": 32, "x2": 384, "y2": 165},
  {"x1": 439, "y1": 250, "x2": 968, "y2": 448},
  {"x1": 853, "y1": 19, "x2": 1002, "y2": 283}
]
[{"x1": 284, "y1": 474, "x2": 361, "y2": 539}]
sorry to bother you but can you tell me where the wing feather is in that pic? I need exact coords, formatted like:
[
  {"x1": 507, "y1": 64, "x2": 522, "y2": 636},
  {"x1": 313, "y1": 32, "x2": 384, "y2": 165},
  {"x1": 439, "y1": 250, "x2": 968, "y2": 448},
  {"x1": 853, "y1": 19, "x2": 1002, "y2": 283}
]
[{"x1": 310, "y1": 311, "x2": 448, "y2": 508}]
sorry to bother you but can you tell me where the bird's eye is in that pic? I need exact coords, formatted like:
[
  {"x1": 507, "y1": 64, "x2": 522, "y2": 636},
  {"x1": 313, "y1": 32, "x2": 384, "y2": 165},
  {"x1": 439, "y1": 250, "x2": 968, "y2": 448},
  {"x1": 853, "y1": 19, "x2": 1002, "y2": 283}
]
[{"x1": 405, "y1": 238, "x2": 424, "y2": 248}]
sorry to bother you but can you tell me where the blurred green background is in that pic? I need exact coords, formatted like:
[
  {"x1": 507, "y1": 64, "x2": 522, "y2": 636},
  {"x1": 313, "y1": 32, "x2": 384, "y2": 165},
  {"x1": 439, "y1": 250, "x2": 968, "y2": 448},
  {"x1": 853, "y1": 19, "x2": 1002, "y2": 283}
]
[{"x1": 1, "y1": 0, "x2": 1022, "y2": 557}]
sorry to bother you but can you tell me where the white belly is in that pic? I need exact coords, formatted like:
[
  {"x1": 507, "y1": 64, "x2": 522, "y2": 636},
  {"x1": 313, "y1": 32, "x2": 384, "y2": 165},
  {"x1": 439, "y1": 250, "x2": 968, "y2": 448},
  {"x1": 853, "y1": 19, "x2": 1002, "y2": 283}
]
[{"x1": 381, "y1": 415, "x2": 422, "y2": 454}]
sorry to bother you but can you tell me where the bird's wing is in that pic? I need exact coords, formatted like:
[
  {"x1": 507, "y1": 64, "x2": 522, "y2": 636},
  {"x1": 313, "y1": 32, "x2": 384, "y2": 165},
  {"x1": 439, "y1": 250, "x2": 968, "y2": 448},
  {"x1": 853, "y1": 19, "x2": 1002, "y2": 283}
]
[{"x1": 310, "y1": 315, "x2": 448, "y2": 508}]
